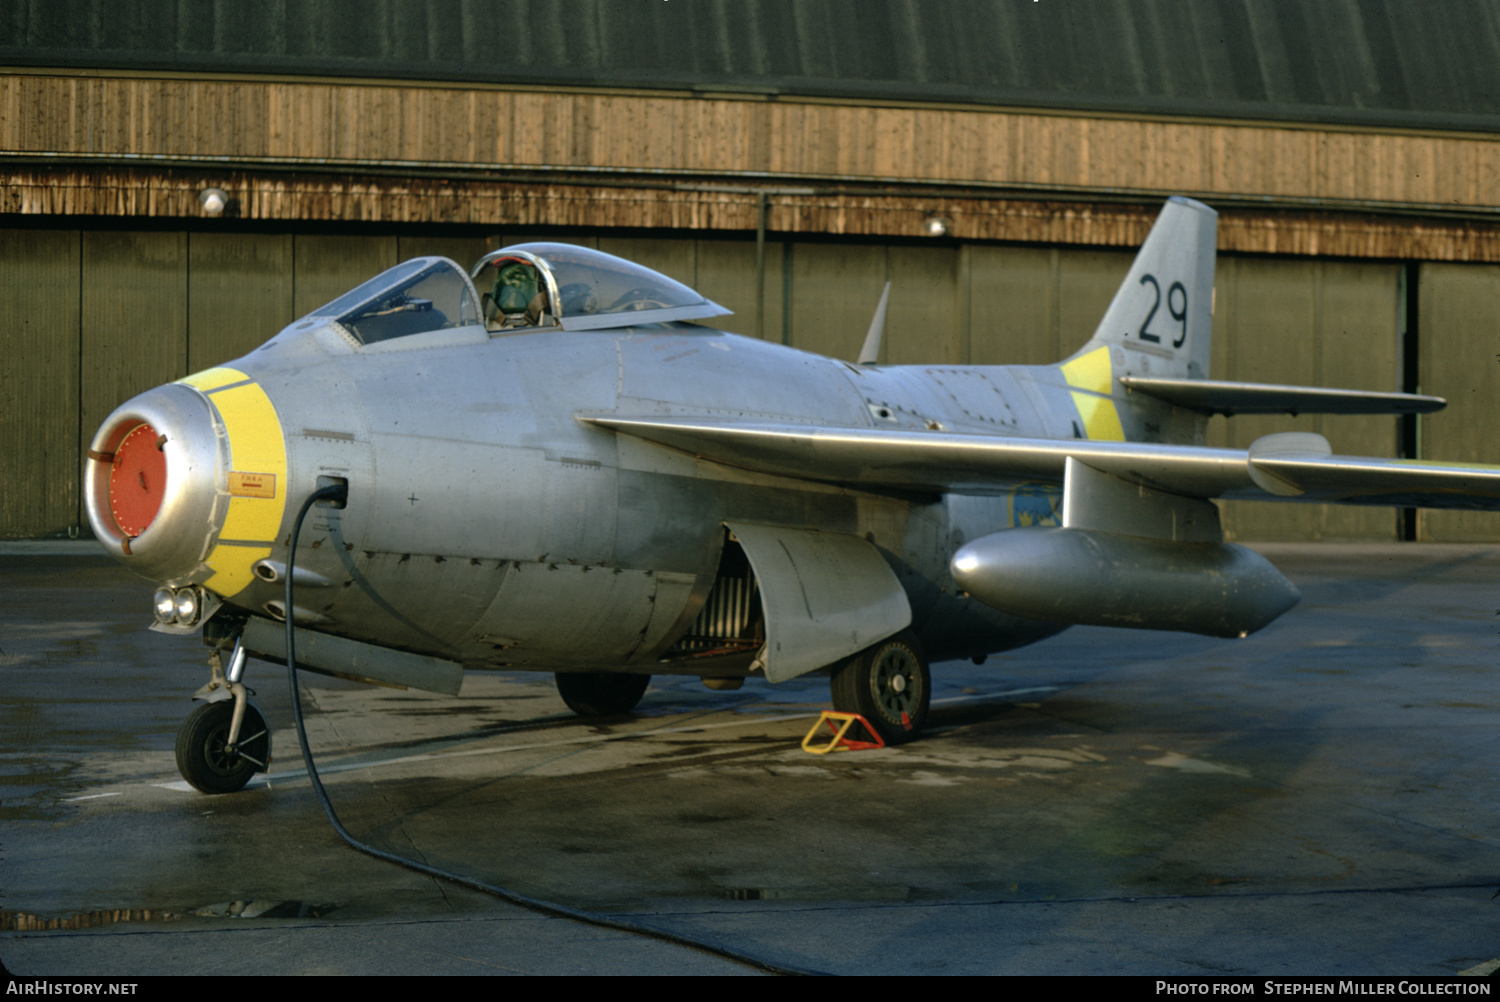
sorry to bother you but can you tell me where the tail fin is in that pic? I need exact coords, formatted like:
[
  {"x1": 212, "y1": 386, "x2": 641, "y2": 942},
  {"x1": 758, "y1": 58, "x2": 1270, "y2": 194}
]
[{"x1": 1070, "y1": 196, "x2": 1217, "y2": 382}]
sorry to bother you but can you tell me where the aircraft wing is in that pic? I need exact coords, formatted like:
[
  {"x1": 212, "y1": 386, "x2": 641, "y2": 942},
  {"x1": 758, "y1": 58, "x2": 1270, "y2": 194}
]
[
  {"x1": 585, "y1": 415, "x2": 1500, "y2": 510},
  {"x1": 1118, "y1": 377, "x2": 1446, "y2": 416}
]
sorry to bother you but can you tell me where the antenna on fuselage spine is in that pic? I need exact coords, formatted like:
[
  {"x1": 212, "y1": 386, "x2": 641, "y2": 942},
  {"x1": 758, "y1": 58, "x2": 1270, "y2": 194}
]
[{"x1": 857, "y1": 282, "x2": 892, "y2": 365}]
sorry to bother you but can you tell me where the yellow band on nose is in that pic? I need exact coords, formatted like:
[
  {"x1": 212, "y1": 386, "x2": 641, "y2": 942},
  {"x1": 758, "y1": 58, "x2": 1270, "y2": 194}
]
[{"x1": 178, "y1": 367, "x2": 288, "y2": 599}]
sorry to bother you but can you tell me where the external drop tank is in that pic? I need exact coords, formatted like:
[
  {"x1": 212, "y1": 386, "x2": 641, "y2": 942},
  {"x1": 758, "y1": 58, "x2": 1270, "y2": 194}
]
[{"x1": 951, "y1": 456, "x2": 1301, "y2": 638}]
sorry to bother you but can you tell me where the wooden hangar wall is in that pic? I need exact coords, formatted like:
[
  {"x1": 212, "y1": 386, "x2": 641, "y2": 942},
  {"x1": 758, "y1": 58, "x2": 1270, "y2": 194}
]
[{"x1": 3, "y1": 73, "x2": 1498, "y2": 543}]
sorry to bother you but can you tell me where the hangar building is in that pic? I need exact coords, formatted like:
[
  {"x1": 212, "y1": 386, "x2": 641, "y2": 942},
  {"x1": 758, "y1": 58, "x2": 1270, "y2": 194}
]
[{"x1": 3, "y1": 0, "x2": 1498, "y2": 541}]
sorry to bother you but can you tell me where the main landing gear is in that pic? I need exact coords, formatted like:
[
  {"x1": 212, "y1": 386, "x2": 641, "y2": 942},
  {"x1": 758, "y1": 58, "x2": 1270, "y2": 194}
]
[
  {"x1": 175, "y1": 639, "x2": 272, "y2": 794},
  {"x1": 830, "y1": 631, "x2": 931, "y2": 745},
  {"x1": 554, "y1": 671, "x2": 651, "y2": 717},
  {"x1": 551, "y1": 637, "x2": 931, "y2": 744}
]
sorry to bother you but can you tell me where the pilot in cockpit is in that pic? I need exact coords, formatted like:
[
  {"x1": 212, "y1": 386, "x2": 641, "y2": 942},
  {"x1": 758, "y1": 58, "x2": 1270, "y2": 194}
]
[{"x1": 484, "y1": 259, "x2": 550, "y2": 329}]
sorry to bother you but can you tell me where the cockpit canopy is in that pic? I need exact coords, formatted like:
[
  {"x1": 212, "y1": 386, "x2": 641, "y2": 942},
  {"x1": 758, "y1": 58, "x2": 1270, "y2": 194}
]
[
  {"x1": 295, "y1": 243, "x2": 730, "y2": 347},
  {"x1": 305, "y1": 256, "x2": 481, "y2": 344},
  {"x1": 471, "y1": 243, "x2": 730, "y2": 332}
]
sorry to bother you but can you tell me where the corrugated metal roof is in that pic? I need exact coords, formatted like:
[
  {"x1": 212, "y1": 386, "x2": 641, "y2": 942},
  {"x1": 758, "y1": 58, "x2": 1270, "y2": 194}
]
[{"x1": 5, "y1": 0, "x2": 1498, "y2": 133}]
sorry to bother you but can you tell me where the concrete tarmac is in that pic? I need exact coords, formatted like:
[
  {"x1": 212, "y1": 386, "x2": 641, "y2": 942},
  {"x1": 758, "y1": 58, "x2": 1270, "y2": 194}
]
[{"x1": 3, "y1": 543, "x2": 1498, "y2": 976}]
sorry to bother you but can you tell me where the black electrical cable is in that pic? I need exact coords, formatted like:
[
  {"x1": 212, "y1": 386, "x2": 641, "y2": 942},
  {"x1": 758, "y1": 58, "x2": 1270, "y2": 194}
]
[{"x1": 282, "y1": 486, "x2": 823, "y2": 976}]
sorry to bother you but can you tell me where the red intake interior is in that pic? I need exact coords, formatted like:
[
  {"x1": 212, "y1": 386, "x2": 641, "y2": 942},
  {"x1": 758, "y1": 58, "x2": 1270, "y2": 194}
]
[{"x1": 109, "y1": 423, "x2": 167, "y2": 537}]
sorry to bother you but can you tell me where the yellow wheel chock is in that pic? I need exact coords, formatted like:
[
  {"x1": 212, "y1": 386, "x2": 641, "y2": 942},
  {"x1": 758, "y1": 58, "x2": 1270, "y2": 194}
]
[{"x1": 801, "y1": 711, "x2": 886, "y2": 754}]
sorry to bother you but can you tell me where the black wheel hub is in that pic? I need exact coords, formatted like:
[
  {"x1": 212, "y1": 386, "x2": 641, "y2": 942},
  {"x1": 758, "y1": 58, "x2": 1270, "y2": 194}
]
[{"x1": 869, "y1": 645, "x2": 920, "y2": 723}]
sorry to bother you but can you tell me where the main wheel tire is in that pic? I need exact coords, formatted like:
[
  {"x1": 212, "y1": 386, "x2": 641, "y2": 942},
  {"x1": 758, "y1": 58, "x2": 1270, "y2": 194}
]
[
  {"x1": 554, "y1": 672, "x2": 651, "y2": 717},
  {"x1": 830, "y1": 632, "x2": 930, "y2": 745},
  {"x1": 175, "y1": 700, "x2": 271, "y2": 794}
]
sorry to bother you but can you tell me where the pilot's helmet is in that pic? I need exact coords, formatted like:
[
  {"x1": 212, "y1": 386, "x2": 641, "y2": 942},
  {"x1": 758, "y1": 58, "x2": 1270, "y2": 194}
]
[{"x1": 494, "y1": 261, "x2": 540, "y2": 314}]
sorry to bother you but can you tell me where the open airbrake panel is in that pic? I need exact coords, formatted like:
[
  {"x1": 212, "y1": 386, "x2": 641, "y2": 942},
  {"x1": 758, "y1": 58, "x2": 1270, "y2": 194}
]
[
  {"x1": 665, "y1": 524, "x2": 912, "y2": 682},
  {"x1": 724, "y1": 522, "x2": 912, "y2": 683},
  {"x1": 667, "y1": 532, "x2": 765, "y2": 659}
]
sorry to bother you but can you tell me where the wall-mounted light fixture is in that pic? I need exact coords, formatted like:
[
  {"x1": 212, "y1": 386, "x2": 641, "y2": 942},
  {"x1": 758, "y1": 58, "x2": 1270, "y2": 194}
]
[
  {"x1": 198, "y1": 188, "x2": 228, "y2": 217},
  {"x1": 922, "y1": 215, "x2": 950, "y2": 237}
]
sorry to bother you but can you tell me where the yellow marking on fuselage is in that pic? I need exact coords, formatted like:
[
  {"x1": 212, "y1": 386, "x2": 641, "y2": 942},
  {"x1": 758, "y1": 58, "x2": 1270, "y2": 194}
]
[
  {"x1": 193, "y1": 368, "x2": 288, "y2": 598},
  {"x1": 178, "y1": 367, "x2": 250, "y2": 393},
  {"x1": 1059, "y1": 346, "x2": 1125, "y2": 441},
  {"x1": 1059, "y1": 346, "x2": 1112, "y2": 395},
  {"x1": 206, "y1": 547, "x2": 273, "y2": 596},
  {"x1": 1068, "y1": 391, "x2": 1126, "y2": 441}
]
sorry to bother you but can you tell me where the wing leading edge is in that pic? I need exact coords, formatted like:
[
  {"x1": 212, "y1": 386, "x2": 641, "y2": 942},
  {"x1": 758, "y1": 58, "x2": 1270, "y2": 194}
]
[{"x1": 585, "y1": 415, "x2": 1500, "y2": 511}]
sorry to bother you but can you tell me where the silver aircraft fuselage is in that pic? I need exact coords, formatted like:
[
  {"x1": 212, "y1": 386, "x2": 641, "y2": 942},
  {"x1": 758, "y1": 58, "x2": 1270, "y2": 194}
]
[
  {"x1": 86, "y1": 205, "x2": 1500, "y2": 790},
  {"x1": 119, "y1": 316, "x2": 1099, "y2": 673}
]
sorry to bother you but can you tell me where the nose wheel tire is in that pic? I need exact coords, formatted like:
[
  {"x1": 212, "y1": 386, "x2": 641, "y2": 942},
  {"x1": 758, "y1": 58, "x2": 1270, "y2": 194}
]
[
  {"x1": 554, "y1": 672, "x2": 651, "y2": 717},
  {"x1": 830, "y1": 632, "x2": 930, "y2": 745},
  {"x1": 175, "y1": 700, "x2": 271, "y2": 794}
]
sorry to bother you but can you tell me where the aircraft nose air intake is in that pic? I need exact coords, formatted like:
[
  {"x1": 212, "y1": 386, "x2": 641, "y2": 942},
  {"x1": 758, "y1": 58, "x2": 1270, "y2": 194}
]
[
  {"x1": 108, "y1": 422, "x2": 168, "y2": 537},
  {"x1": 85, "y1": 368, "x2": 288, "y2": 596}
]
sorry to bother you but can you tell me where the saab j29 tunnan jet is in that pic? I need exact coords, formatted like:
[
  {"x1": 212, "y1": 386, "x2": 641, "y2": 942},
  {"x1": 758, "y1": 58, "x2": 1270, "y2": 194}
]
[{"x1": 85, "y1": 197, "x2": 1500, "y2": 793}]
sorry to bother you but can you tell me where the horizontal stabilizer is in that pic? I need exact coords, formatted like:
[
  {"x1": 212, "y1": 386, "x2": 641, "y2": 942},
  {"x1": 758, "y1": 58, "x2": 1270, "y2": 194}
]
[
  {"x1": 1120, "y1": 377, "x2": 1445, "y2": 416},
  {"x1": 585, "y1": 414, "x2": 1500, "y2": 511}
]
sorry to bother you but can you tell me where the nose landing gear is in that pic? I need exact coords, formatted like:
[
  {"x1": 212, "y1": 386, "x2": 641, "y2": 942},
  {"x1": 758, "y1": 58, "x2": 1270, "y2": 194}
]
[
  {"x1": 175, "y1": 638, "x2": 272, "y2": 794},
  {"x1": 175, "y1": 699, "x2": 270, "y2": 794}
]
